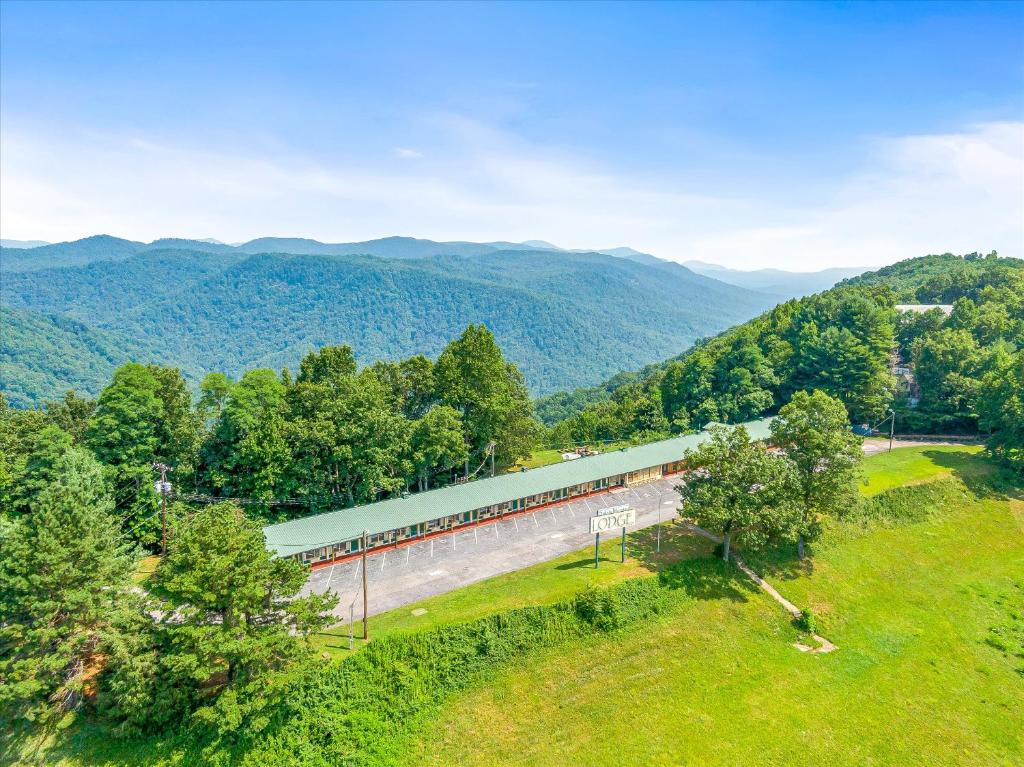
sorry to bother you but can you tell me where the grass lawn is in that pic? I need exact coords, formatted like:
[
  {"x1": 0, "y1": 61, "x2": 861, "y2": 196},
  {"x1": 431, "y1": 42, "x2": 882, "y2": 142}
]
[
  {"x1": 409, "y1": 446, "x2": 1024, "y2": 767},
  {"x1": 859, "y1": 443, "x2": 986, "y2": 495},
  {"x1": 311, "y1": 522, "x2": 714, "y2": 657},
  {"x1": 310, "y1": 445, "x2": 997, "y2": 658}
]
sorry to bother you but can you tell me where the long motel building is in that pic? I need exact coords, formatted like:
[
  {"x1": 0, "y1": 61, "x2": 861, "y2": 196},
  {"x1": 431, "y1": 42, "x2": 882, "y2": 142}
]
[{"x1": 262, "y1": 417, "x2": 775, "y2": 567}]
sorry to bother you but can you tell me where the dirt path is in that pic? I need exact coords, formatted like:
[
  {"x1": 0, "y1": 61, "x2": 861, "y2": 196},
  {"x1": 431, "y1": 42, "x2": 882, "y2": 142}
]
[{"x1": 680, "y1": 520, "x2": 836, "y2": 653}]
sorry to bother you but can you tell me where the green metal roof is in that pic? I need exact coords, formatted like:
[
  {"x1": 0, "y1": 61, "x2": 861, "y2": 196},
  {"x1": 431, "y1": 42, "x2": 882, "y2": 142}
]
[{"x1": 263, "y1": 417, "x2": 774, "y2": 557}]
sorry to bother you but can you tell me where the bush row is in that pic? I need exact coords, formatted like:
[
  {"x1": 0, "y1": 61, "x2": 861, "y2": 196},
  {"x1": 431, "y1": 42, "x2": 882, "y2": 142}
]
[{"x1": 227, "y1": 573, "x2": 676, "y2": 766}]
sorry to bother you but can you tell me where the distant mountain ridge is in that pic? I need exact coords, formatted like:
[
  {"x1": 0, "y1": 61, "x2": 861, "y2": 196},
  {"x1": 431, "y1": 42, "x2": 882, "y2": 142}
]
[
  {"x1": 1, "y1": 234, "x2": 678, "y2": 273},
  {"x1": 1, "y1": 238, "x2": 778, "y2": 406},
  {"x1": 683, "y1": 260, "x2": 870, "y2": 298}
]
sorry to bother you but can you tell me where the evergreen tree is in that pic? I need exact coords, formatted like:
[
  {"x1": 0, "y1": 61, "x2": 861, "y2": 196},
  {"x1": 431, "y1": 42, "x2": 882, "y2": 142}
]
[
  {"x1": 9, "y1": 425, "x2": 73, "y2": 516},
  {"x1": 0, "y1": 448, "x2": 137, "y2": 725},
  {"x1": 103, "y1": 502, "x2": 337, "y2": 738}
]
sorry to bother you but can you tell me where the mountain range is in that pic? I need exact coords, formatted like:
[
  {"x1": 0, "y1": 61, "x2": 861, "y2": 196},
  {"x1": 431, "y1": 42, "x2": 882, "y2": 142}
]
[
  {"x1": 682, "y1": 260, "x2": 869, "y2": 298},
  {"x1": 0, "y1": 235, "x2": 868, "y2": 408}
]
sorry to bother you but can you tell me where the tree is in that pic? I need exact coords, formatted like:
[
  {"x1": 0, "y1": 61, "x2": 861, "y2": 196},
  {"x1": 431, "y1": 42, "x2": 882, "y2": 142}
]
[
  {"x1": 676, "y1": 425, "x2": 800, "y2": 561},
  {"x1": 196, "y1": 372, "x2": 233, "y2": 428},
  {"x1": 0, "y1": 398, "x2": 51, "y2": 519},
  {"x1": 434, "y1": 325, "x2": 539, "y2": 467},
  {"x1": 912, "y1": 328, "x2": 984, "y2": 430},
  {"x1": 409, "y1": 405, "x2": 469, "y2": 490},
  {"x1": 0, "y1": 448, "x2": 137, "y2": 726},
  {"x1": 45, "y1": 390, "x2": 96, "y2": 443},
  {"x1": 9, "y1": 425, "x2": 73, "y2": 515},
  {"x1": 770, "y1": 390, "x2": 862, "y2": 558},
  {"x1": 85, "y1": 363, "x2": 163, "y2": 467},
  {"x1": 103, "y1": 502, "x2": 337, "y2": 737},
  {"x1": 201, "y1": 369, "x2": 292, "y2": 502},
  {"x1": 288, "y1": 361, "x2": 411, "y2": 508},
  {"x1": 147, "y1": 365, "x2": 201, "y2": 487},
  {"x1": 297, "y1": 344, "x2": 357, "y2": 385},
  {"x1": 977, "y1": 349, "x2": 1024, "y2": 473}
]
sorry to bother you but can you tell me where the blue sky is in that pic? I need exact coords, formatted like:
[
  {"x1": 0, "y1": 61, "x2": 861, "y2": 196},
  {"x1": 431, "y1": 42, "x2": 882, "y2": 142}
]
[{"x1": 2, "y1": 1, "x2": 1022, "y2": 268}]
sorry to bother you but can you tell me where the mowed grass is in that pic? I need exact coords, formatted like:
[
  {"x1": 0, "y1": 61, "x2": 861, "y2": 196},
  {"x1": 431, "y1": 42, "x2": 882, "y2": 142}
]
[
  {"x1": 410, "y1": 446, "x2": 1024, "y2": 767},
  {"x1": 311, "y1": 524, "x2": 714, "y2": 657},
  {"x1": 859, "y1": 443, "x2": 986, "y2": 495},
  {"x1": 312, "y1": 444, "x2": 993, "y2": 658}
]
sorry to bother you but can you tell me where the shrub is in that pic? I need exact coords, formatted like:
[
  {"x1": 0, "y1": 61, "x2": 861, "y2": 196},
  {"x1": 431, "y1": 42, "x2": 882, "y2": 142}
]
[{"x1": 794, "y1": 608, "x2": 816, "y2": 633}]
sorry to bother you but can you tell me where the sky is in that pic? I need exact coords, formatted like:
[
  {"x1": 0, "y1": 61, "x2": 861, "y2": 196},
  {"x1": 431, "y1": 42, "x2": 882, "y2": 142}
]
[{"x1": 1, "y1": 1, "x2": 1022, "y2": 269}]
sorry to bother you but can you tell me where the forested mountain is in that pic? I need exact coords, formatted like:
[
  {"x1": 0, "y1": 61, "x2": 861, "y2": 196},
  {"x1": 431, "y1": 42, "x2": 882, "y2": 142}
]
[
  {"x1": 683, "y1": 260, "x2": 869, "y2": 299},
  {"x1": 1, "y1": 240, "x2": 774, "y2": 403},
  {"x1": 0, "y1": 234, "x2": 665, "y2": 273},
  {"x1": 836, "y1": 251, "x2": 1015, "y2": 300},
  {"x1": 0, "y1": 307, "x2": 163, "y2": 409},
  {"x1": 541, "y1": 252, "x2": 1023, "y2": 457}
]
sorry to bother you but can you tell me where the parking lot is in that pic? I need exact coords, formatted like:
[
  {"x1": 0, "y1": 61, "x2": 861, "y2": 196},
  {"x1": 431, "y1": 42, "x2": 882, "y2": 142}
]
[{"x1": 301, "y1": 476, "x2": 684, "y2": 623}]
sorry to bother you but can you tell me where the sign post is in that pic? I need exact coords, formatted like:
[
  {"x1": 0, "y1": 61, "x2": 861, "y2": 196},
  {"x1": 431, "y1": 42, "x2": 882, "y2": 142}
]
[{"x1": 590, "y1": 505, "x2": 636, "y2": 569}]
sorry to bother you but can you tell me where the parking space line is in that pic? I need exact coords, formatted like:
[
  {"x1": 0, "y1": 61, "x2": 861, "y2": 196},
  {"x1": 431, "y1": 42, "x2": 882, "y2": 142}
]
[
  {"x1": 474, "y1": 527, "x2": 479, "y2": 544},
  {"x1": 381, "y1": 550, "x2": 387, "y2": 571},
  {"x1": 406, "y1": 547, "x2": 411, "y2": 566},
  {"x1": 513, "y1": 516, "x2": 519, "y2": 532},
  {"x1": 430, "y1": 539, "x2": 434, "y2": 557}
]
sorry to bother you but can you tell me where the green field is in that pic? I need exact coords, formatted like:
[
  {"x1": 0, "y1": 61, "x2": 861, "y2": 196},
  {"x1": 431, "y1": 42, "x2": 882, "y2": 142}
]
[
  {"x1": 859, "y1": 443, "x2": 986, "y2": 495},
  {"x1": 405, "y1": 446, "x2": 1024, "y2": 766},
  {"x1": 26, "y1": 446, "x2": 1024, "y2": 766},
  {"x1": 312, "y1": 523, "x2": 714, "y2": 657}
]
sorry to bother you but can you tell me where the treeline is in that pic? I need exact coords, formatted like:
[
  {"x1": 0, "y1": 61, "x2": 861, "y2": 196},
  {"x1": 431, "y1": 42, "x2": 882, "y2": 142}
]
[
  {"x1": 1, "y1": 325, "x2": 539, "y2": 548},
  {"x1": 545, "y1": 253, "x2": 1023, "y2": 472}
]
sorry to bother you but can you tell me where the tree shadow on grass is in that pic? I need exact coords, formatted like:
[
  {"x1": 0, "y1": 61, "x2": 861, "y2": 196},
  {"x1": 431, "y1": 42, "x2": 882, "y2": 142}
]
[
  {"x1": 738, "y1": 540, "x2": 814, "y2": 583},
  {"x1": 658, "y1": 556, "x2": 760, "y2": 603},
  {"x1": 921, "y1": 449, "x2": 1023, "y2": 501}
]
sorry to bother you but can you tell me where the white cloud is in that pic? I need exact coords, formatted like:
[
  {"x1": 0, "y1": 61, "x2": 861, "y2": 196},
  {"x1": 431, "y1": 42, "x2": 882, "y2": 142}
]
[
  {"x1": 393, "y1": 146, "x2": 424, "y2": 159},
  {"x1": 1, "y1": 119, "x2": 1020, "y2": 270}
]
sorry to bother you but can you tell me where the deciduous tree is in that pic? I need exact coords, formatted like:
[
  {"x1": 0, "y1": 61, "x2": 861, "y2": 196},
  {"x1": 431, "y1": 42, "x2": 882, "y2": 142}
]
[
  {"x1": 676, "y1": 425, "x2": 800, "y2": 561},
  {"x1": 770, "y1": 390, "x2": 862, "y2": 558}
]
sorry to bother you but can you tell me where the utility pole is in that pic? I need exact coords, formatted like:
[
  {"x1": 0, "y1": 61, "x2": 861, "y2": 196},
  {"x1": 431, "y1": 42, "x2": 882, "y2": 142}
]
[
  {"x1": 888, "y1": 409, "x2": 895, "y2": 452},
  {"x1": 361, "y1": 529, "x2": 369, "y2": 640},
  {"x1": 488, "y1": 441, "x2": 496, "y2": 478},
  {"x1": 152, "y1": 463, "x2": 173, "y2": 556}
]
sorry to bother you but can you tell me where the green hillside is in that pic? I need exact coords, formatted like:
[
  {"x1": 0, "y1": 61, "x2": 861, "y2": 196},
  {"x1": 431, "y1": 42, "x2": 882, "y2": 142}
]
[
  {"x1": 0, "y1": 306, "x2": 163, "y2": 408},
  {"x1": 837, "y1": 250, "x2": 1022, "y2": 301},
  {"x1": 1, "y1": 244, "x2": 773, "y2": 401},
  {"x1": 539, "y1": 252, "x2": 1024, "y2": 439}
]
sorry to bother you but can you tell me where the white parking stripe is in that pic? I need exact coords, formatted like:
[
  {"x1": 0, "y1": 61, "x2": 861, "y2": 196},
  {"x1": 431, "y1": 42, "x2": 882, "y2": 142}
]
[{"x1": 381, "y1": 550, "x2": 387, "y2": 571}]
